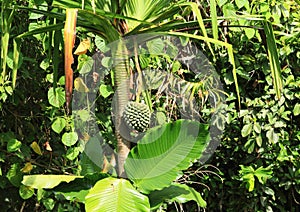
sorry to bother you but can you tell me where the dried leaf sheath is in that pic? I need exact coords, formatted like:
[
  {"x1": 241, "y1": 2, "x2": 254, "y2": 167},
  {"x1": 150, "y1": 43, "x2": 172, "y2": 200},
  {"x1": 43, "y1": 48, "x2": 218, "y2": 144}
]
[{"x1": 64, "y1": 9, "x2": 78, "y2": 114}]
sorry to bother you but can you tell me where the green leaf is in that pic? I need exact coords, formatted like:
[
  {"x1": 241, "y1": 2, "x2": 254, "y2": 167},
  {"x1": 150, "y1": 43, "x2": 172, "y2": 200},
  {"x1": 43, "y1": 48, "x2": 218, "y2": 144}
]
[
  {"x1": 51, "y1": 117, "x2": 66, "y2": 134},
  {"x1": 266, "y1": 128, "x2": 279, "y2": 144},
  {"x1": 42, "y1": 198, "x2": 55, "y2": 211},
  {"x1": 149, "y1": 183, "x2": 206, "y2": 209},
  {"x1": 76, "y1": 109, "x2": 91, "y2": 122},
  {"x1": 239, "y1": 165, "x2": 255, "y2": 192},
  {"x1": 7, "y1": 163, "x2": 23, "y2": 187},
  {"x1": 171, "y1": 60, "x2": 181, "y2": 73},
  {"x1": 66, "y1": 147, "x2": 80, "y2": 160},
  {"x1": 40, "y1": 58, "x2": 50, "y2": 70},
  {"x1": 155, "y1": 111, "x2": 167, "y2": 125},
  {"x1": 244, "y1": 139, "x2": 255, "y2": 154},
  {"x1": 256, "y1": 134, "x2": 262, "y2": 147},
  {"x1": 235, "y1": 0, "x2": 248, "y2": 9},
  {"x1": 53, "y1": 173, "x2": 108, "y2": 203},
  {"x1": 6, "y1": 51, "x2": 23, "y2": 69},
  {"x1": 62, "y1": 132, "x2": 78, "y2": 147},
  {"x1": 245, "y1": 28, "x2": 255, "y2": 40},
  {"x1": 85, "y1": 177, "x2": 150, "y2": 212},
  {"x1": 241, "y1": 123, "x2": 253, "y2": 137},
  {"x1": 22, "y1": 175, "x2": 83, "y2": 189},
  {"x1": 101, "y1": 57, "x2": 113, "y2": 68},
  {"x1": 223, "y1": 3, "x2": 236, "y2": 17},
  {"x1": 263, "y1": 21, "x2": 283, "y2": 100},
  {"x1": 125, "y1": 120, "x2": 210, "y2": 194},
  {"x1": 293, "y1": 103, "x2": 300, "y2": 116},
  {"x1": 253, "y1": 122, "x2": 261, "y2": 133},
  {"x1": 210, "y1": 0, "x2": 218, "y2": 40},
  {"x1": 79, "y1": 152, "x2": 102, "y2": 176},
  {"x1": 95, "y1": 35, "x2": 110, "y2": 52},
  {"x1": 79, "y1": 57, "x2": 94, "y2": 74},
  {"x1": 239, "y1": 165, "x2": 273, "y2": 192},
  {"x1": 48, "y1": 87, "x2": 65, "y2": 108},
  {"x1": 7, "y1": 138, "x2": 22, "y2": 152},
  {"x1": 139, "y1": 55, "x2": 150, "y2": 69},
  {"x1": 146, "y1": 38, "x2": 164, "y2": 55},
  {"x1": 19, "y1": 185, "x2": 34, "y2": 199},
  {"x1": 99, "y1": 84, "x2": 114, "y2": 98},
  {"x1": 254, "y1": 166, "x2": 273, "y2": 184}
]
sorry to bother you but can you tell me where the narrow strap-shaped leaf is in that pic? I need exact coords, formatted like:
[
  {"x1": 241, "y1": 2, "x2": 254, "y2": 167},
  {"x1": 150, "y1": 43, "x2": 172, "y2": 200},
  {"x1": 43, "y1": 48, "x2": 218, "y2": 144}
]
[
  {"x1": 1, "y1": 3, "x2": 15, "y2": 78},
  {"x1": 53, "y1": 29, "x2": 62, "y2": 91},
  {"x1": 12, "y1": 39, "x2": 20, "y2": 89},
  {"x1": 210, "y1": 0, "x2": 218, "y2": 41},
  {"x1": 181, "y1": 2, "x2": 215, "y2": 57},
  {"x1": 263, "y1": 20, "x2": 282, "y2": 99},
  {"x1": 15, "y1": 23, "x2": 65, "y2": 39}
]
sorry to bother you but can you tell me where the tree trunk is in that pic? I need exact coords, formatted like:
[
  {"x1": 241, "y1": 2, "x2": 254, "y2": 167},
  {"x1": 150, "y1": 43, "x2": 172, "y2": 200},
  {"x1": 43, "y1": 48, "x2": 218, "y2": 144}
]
[{"x1": 113, "y1": 39, "x2": 130, "y2": 177}]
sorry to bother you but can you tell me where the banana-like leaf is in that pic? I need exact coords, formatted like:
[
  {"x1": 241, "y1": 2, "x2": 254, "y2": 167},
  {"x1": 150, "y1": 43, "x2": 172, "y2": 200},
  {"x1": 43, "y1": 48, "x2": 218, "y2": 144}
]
[
  {"x1": 22, "y1": 175, "x2": 83, "y2": 189},
  {"x1": 124, "y1": 120, "x2": 210, "y2": 194},
  {"x1": 85, "y1": 177, "x2": 150, "y2": 212},
  {"x1": 149, "y1": 183, "x2": 206, "y2": 209}
]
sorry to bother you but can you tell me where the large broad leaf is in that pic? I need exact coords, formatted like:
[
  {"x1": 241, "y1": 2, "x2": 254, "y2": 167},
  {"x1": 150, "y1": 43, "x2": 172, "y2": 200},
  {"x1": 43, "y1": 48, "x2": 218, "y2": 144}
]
[
  {"x1": 53, "y1": 173, "x2": 109, "y2": 203},
  {"x1": 22, "y1": 175, "x2": 83, "y2": 189},
  {"x1": 85, "y1": 177, "x2": 150, "y2": 212},
  {"x1": 124, "y1": 120, "x2": 210, "y2": 194},
  {"x1": 149, "y1": 183, "x2": 206, "y2": 209}
]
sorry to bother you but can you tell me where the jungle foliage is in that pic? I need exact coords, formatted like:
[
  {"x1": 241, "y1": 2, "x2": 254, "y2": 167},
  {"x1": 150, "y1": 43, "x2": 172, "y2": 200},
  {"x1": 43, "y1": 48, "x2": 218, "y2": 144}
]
[{"x1": 0, "y1": 0, "x2": 299, "y2": 211}]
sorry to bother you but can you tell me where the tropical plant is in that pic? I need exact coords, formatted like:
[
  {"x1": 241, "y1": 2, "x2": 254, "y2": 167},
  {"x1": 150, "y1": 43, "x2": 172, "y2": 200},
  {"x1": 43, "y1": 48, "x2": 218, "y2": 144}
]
[
  {"x1": 1, "y1": 0, "x2": 296, "y2": 210},
  {"x1": 7, "y1": 0, "x2": 228, "y2": 210}
]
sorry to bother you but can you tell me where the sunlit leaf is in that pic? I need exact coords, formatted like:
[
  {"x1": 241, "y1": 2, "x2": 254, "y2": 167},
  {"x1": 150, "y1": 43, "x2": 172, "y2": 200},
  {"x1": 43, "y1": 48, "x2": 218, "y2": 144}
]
[
  {"x1": 7, "y1": 138, "x2": 22, "y2": 152},
  {"x1": 125, "y1": 120, "x2": 209, "y2": 194},
  {"x1": 66, "y1": 147, "x2": 80, "y2": 160},
  {"x1": 22, "y1": 175, "x2": 83, "y2": 189},
  {"x1": 74, "y1": 77, "x2": 89, "y2": 92},
  {"x1": 95, "y1": 35, "x2": 110, "y2": 52},
  {"x1": 266, "y1": 128, "x2": 279, "y2": 144},
  {"x1": 74, "y1": 38, "x2": 90, "y2": 55},
  {"x1": 48, "y1": 87, "x2": 65, "y2": 108},
  {"x1": 241, "y1": 123, "x2": 253, "y2": 137},
  {"x1": 21, "y1": 162, "x2": 33, "y2": 173},
  {"x1": 62, "y1": 132, "x2": 78, "y2": 147},
  {"x1": 99, "y1": 84, "x2": 114, "y2": 98},
  {"x1": 7, "y1": 163, "x2": 23, "y2": 187},
  {"x1": 51, "y1": 117, "x2": 66, "y2": 134},
  {"x1": 42, "y1": 198, "x2": 55, "y2": 210},
  {"x1": 19, "y1": 185, "x2": 34, "y2": 200},
  {"x1": 85, "y1": 177, "x2": 150, "y2": 212},
  {"x1": 30, "y1": 141, "x2": 43, "y2": 155},
  {"x1": 293, "y1": 103, "x2": 300, "y2": 116},
  {"x1": 146, "y1": 38, "x2": 164, "y2": 55},
  {"x1": 79, "y1": 57, "x2": 94, "y2": 74},
  {"x1": 245, "y1": 28, "x2": 255, "y2": 39},
  {"x1": 149, "y1": 183, "x2": 206, "y2": 209}
]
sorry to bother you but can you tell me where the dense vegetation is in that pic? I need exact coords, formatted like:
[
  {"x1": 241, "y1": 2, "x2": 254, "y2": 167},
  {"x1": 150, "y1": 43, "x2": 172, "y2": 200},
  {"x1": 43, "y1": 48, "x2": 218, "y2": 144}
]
[{"x1": 0, "y1": 0, "x2": 299, "y2": 211}]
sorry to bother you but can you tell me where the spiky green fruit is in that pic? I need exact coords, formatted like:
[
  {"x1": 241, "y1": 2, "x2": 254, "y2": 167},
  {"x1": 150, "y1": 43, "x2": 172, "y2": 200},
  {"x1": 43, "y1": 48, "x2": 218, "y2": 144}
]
[{"x1": 123, "y1": 102, "x2": 151, "y2": 132}]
